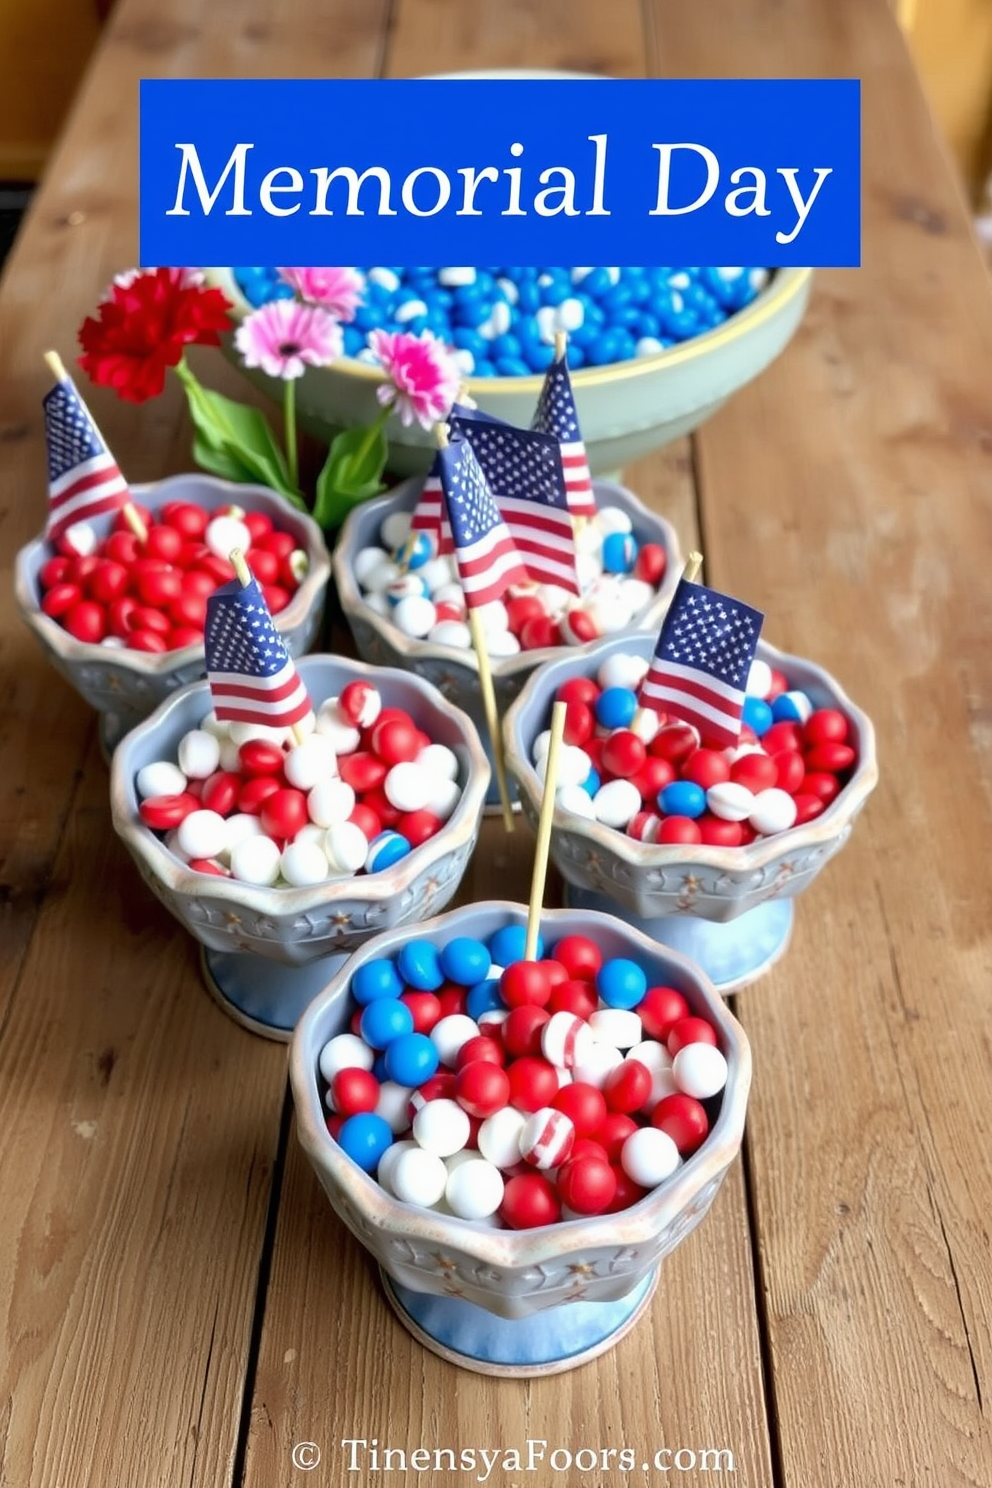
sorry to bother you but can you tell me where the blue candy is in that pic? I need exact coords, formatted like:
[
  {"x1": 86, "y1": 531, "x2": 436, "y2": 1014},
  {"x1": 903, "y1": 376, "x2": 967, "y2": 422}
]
[
  {"x1": 772, "y1": 690, "x2": 813, "y2": 724},
  {"x1": 488, "y1": 923, "x2": 542, "y2": 965},
  {"x1": 596, "y1": 686, "x2": 638, "y2": 730},
  {"x1": 360, "y1": 997, "x2": 415, "y2": 1050},
  {"x1": 440, "y1": 936, "x2": 491, "y2": 985},
  {"x1": 581, "y1": 765, "x2": 601, "y2": 797},
  {"x1": 397, "y1": 939, "x2": 444, "y2": 991},
  {"x1": 366, "y1": 830, "x2": 412, "y2": 872},
  {"x1": 384, "y1": 1031, "x2": 439, "y2": 1087},
  {"x1": 337, "y1": 1113, "x2": 393, "y2": 1172},
  {"x1": 597, "y1": 957, "x2": 648, "y2": 1010},
  {"x1": 466, "y1": 979, "x2": 505, "y2": 1020},
  {"x1": 352, "y1": 958, "x2": 404, "y2": 1006},
  {"x1": 602, "y1": 531, "x2": 638, "y2": 574},
  {"x1": 659, "y1": 780, "x2": 707, "y2": 819},
  {"x1": 742, "y1": 696, "x2": 774, "y2": 737}
]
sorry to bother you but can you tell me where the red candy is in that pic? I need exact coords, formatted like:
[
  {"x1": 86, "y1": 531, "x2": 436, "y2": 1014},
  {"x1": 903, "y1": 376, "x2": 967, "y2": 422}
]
[
  {"x1": 557, "y1": 1155, "x2": 617, "y2": 1215},
  {"x1": 138, "y1": 792, "x2": 199, "y2": 830},
  {"x1": 603, "y1": 1059, "x2": 653, "y2": 1114},
  {"x1": 400, "y1": 991, "x2": 442, "y2": 1033},
  {"x1": 551, "y1": 933, "x2": 602, "y2": 981},
  {"x1": 500, "y1": 1172, "x2": 561, "y2": 1229},
  {"x1": 547, "y1": 979, "x2": 598, "y2": 1020},
  {"x1": 658, "y1": 817, "x2": 702, "y2": 845},
  {"x1": 651, "y1": 1093, "x2": 709, "y2": 1155},
  {"x1": 502, "y1": 1005, "x2": 551, "y2": 1057},
  {"x1": 500, "y1": 960, "x2": 554, "y2": 1008},
  {"x1": 455, "y1": 1061, "x2": 511, "y2": 1118},
  {"x1": 682, "y1": 748, "x2": 731, "y2": 790},
  {"x1": 506, "y1": 1057, "x2": 559, "y2": 1112},
  {"x1": 371, "y1": 715, "x2": 420, "y2": 764},
  {"x1": 638, "y1": 987, "x2": 690, "y2": 1041},
  {"x1": 239, "y1": 740, "x2": 285, "y2": 776},
  {"x1": 455, "y1": 1036, "x2": 504, "y2": 1070},
  {"x1": 332, "y1": 1068, "x2": 380, "y2": 1116},
  {"x1": 552, "y1": 1082, "x2": 608, "y2": 1137},
  {"x1": 804, "y1": 708, "x2": 848, "y2": 745},
  {"x1": 601, "y1": 730, "x2": 646, "y2": 780},
  {"x1": 667, "y1": 1017, "x2": 719, "y2": 1056}
]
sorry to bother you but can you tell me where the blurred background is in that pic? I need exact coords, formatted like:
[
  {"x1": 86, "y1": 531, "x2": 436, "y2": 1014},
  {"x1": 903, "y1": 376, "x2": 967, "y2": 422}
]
[{"x1": 3, "y1": 0, "x2": 992, "y2": 267}]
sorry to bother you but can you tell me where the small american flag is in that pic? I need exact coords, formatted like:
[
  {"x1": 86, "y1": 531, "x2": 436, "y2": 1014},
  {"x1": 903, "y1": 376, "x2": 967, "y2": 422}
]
[
  {"x1": 531, "y1": 352, "x2": 596, "y2": 520},
  {"x1": 639, "y1": 577, "x2": 764, "y2": 748},
  {"x1": 204, "y1": 575, "x2": 312, "y2": 727},
  {"x1": 449, "y1": 411, "x2": 579, "y2": 595},
  {"x1": 44, "y1": 375, "x2": 130, "y2": 541},
  {"x1": 409, "y1": 453, "x2": 453, "y2": 556},
  {"x1": 438, "y1": 433, "x2": 528, "y2": 609}
]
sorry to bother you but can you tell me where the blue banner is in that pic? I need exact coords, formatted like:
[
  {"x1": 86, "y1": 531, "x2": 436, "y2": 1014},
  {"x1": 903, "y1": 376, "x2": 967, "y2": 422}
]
[{"x1": 139, "y1": 79, "x2": 860, "y2": 267}]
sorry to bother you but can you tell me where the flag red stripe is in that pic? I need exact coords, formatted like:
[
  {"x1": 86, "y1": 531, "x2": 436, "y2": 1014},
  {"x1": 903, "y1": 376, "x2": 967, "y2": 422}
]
[
  {"x1": 47, "y1": 490, "x2": 128, "y2": 539},
  {"x1": 212, "y1": 694, "x2": 313, "y2": 727},
  {"x1": 210, "y1": 675, "x2": 306, "y2": 705},
  {"x1": 647, "y1": 698, "x2": 735, "y2": 748},
  {"x1": 641, "y1": 668, "x2": 743, "y2": 713}
]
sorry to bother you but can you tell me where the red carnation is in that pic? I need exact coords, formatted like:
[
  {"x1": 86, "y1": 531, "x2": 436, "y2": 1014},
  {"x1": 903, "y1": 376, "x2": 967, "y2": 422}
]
[{"x1": 78, "y1": 267, "x2": 233, "y2": 404}]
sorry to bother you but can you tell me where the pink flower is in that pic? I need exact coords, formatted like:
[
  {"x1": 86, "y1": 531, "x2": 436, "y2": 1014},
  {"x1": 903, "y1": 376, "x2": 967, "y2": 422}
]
[
  {"x1": 369, "y1": 329, "x2": 461, "y2": 429},
  {"x1": 234, "y1": 299, "x2": 342, "y2": 381},
  {"x1": 278, "y1": 266, "x2": 364, "y2": 322}
]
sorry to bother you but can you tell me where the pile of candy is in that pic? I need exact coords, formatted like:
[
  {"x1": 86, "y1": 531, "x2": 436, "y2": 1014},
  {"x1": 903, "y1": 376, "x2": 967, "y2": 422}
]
[
  {"x1": 235, "y1": 266, "x2": 770, "y2": 375},
  {"x1": 532, "y1": 652, "x2": 857, "y2": 844},
  {"x1": 355, "y1": 505, "x2": 666, "y2": 651},
  {"x1": 135, "y1": 681, "x2": 465, "y2": 885},
  {"x1": 37, "y1": 501, "x2": 306, "y2": 653},
  {"x1": 320, "y1": 925, "x2": 727, "y2": 1226}
]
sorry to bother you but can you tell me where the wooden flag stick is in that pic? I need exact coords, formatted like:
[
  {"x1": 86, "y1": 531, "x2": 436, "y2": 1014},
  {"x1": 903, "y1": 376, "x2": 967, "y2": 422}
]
[
  {"x1": 525, "y1": 698, "x2": 567, "y2": 962},
  {"x1": 554, "y1": 330, "x2": 568, "y2": 361},
  {"x1": 683, "y1": 550, "x2": 703, "y2": 583},
  {"x1": 435, "y1": 421, "x2": 515, "y2": 833},
  {"x1": 43, "y1": 350, "x2": 148, "y2": 544},
  {"x1": 230, "y1": 547, "x2": 306, "y2": 745}
]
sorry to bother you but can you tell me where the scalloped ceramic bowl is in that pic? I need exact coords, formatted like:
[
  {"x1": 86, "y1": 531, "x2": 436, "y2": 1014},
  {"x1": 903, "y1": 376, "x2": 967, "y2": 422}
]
[
  {"x1": 15, "y1": 474, "x2": 330, "y2": 755},
  {"x1": 290, "y1": 901, "x2": 751, "y2": 1376},
  {"x1": 334, "y1": 474, "x2": 682, "y2": 807},
  {"x1": 110, "y1": 655, "x2": 490, "y2": 1039},
  {"x1": 504, "y1": 633, "x2": 878, "y2": 991},
  {"x1": 206, "y1": 264, "x2": 812, "y2": 477}
]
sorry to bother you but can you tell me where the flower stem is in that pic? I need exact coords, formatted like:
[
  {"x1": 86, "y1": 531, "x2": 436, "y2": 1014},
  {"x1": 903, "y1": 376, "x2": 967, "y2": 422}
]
[
  {"x1": 348, "y1": 404, "x2": 390, "y2": 474},
  {"x1": 284, "y1": 378, "x2": 298, "y2": 489}
]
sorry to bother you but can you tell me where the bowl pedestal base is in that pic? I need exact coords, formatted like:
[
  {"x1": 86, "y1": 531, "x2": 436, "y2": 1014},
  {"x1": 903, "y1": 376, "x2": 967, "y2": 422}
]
[
  {"x1": 562, "y1": 884, "x2": 794, "y2": 992},
  {"x1": 199, "y1": 944, "x2": 349, "y2": 1042},
  {"x1": 380, "y1": 1267, "x2": 658, "y2": 1377}
]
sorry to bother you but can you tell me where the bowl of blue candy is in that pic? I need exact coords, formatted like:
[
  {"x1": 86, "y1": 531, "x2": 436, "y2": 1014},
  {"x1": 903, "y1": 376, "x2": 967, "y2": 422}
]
[{"x1": 207, "y1": 263, "x2": 812, "y2": 476}]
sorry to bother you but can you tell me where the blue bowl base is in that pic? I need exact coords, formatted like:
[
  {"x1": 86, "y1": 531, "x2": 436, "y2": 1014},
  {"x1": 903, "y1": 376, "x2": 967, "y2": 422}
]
[
  {"x1": 561, "y1": 884, "x2": 794, "y2": 992},
  {"x1": 381, "y1": 1267, "x2": 658, "y2": 1376},
  {"x1": 199, "y1": 943, "x2": 350, "y2": 1041}
]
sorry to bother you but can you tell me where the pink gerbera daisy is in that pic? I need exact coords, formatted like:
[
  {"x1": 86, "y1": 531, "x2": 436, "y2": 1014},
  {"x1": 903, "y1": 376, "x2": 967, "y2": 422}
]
[
  {"x1": 278, "y1": 266, "x2": 365, "y2": 322},
  {"x1": 234, "y1": 299, "x2": 342, "y2": 380},
  {"x1": 369, "y1": 328, "x2": 461, "y2": 429}
]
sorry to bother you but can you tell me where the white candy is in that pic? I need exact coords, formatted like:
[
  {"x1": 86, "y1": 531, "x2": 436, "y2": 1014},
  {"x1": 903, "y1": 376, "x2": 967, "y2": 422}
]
[
  {"x1": 380, "y1": 509, "x2": 412, "y2": 550},
  {"x1": 587, "y1": 587, "x2": 633, "y2": 635},
  {"x1": 363, "y1": 559, "x2": 401, "y2": 594},
  {"x1": 673, "y1": 1043, "x2": 728, "y2": 1099},
  {"x1": 556, "y1": 783, "x2": 596, "y2": 820},
  {"x1": 576, "y1": 551, "x2": 604, "y2": 591},
  {"x1": 541, "y1": 1010, "x2": 596, "y2": 1070},
  {"x1": 474, "y1": 598, "x2": 510, "y2": 634},
  {"x1": 535, "y1": 583, "x2": 573, "y2": 615},
  {"x1": 222, "y1": 813, "x2": 263, "y2": 856},
  {"x1": 533, "y1": 730, "x2": 553, "y2": 762},
  {"x1": 417, "y1": 742, "x2": 459, "y2": 782},
  {"x1": 428, "y1": 619, "x2": 471, "y2": 648},
  {"x1": 621, "y1": 1128, "x2": 680, "y2": 1187},
  {"x1": 375, "y1": 1081, "x2": 414, "y2": 1134},
  {"x1": 598, "y1": 653, "x2": 650, "y2": 692},
  {"x1": 307, "y1": 777, "x2": 355, "y2": 828},
  {"x1": 749, "y1": 788, "x2": 798, "y2": 836},
  {"x1": 229, "y1": 721, "x2": 286, "y2": 747},
  {"x1": 424, "y1": 777, "x2": 461, "y2": 821},
  {"x1": 555, "y1": 296, "x2": 585, "y2": 331},
  {"x1": 392, "y1": 1146, "x2": 448, "y2": 1206},
  {"x1": 314, "y1": 700, "x2": 361, "y2": 753},
  {"x1": 778, "y1": 690, "x2": 813, "y2": 723},
  {"x1": 430, "y1": 1014, "x2": 480, "y2": 1067},
  {"x1": 177, "y1": 729, "x2": 221, "y2": 780},
  {"x1": 629, "y1": 707, "x2": 661, "y2": 745},
  {"x1": 620, "y1": 578, "x2": 655, "y2": 617},
  {"x1": 393, "y1": 595, "x2": 437, "y2": 637},
  {"x1": 627, "y1": 1041, "x2": 678, "y2": 1108},
  {"x1": 412, "y1": 1097, "x2": 471, "y2": 1157},
  {"x1": 519, "y1": 1108, "x2": 575, "y2": 1170},
  {"x1": 177, "y1": 809, "x2": 228, "y2": 860},
  {"x1": 535, "y1": 305, "x2": 558, "y2": 344},
  {"x1": 136, "y1": 760, "x2": 187, "y2": 799},
  {"x1": 707, "y1": 781, "x2": 756, "y2": 822},
  {"x1": 205, "y1": 514, "x2": 251, "y2": 559},
  {"x1": 295, "y1": 822, "x2": 330, "y2": 849},
  {"x1": 353, "y1": 545, "x2": 390, "y2": 585},
  {"x1": 497, "y1": 276, "x2": 519, "y2": 303},
  {"x1": 572, "y1": 1041, "x2": 624, "y2": 1088},
  {"x1": 230, "y1": 834, "x2": 281, "y2": 886},
  {"x1": 377, "y1": 1138, "x2": 417, "y2": 1193},
  {"x1": 318, "y1": 1031, "x2": 374, "y2": 1083},
  {"x1": 593, "y1": 778, "x2": 641, "y2": 828},
  {"x1": 219, "y1": 738, "x2": 243, "y2": 773},
  {"x1": 384, "y1": 761, "x2": 433, "y2": 812},
  {"x1": 101, "y1": 636, "x2": 126, "y2": 650},
  {"x1": 284, "y1": 736, "x2": 338, "y2": 791},
  {"x1": 365, "y1": 592, "x2": 391, "y2": 617},
  {"x1": 595, "y1": 506, "x2": 633, "y2": 536},
  {"x1": 324, "y1": 822, "x2": 368, "y2": 874},
  {"x1": 419, "y1": 556, "x2": 457, "y2": 593},
  {"x1": 536, "y1": 743, "x2": 590, "y2": 788},
  {"x1": 487, "y1": 629, "x2": 521, "y2": 657},
  {"x1": 395, "y1": 297, "x2": 429, "y2": 323},
  {"x1": 386, "y1": 573, "x2": 427, "y2": 605},
  {"x1": 636, "y1": 336, "x2": 664, "y2": 357},
  {"x1": 433, "y1": 581, "x2": 467, "y2": 608},
  {"x1": 452, "y1": 349, "x2": 475, "y2": 376},
  {"x1": 199, "y1": 709, "x2": 229, "y2": 740},
  {"x1": 280, "y1": 840, "x2": 329, "y2": 886},
  {"x1": 163, "y1": 829, "x2": 190, "y2": 864},
  {"x1": 588, "y1": 1008, "x2": 642, "y2": 1049},
  {"x1": 445, "y1": 1158, "x2": 504, "y2": 1219},
  {"x1": 746, "y1": 658, "x2": 773, "y2": 699},
  {"x1": 64, "y1": 521, "x2": 97, "y2": 556},
  {"x1": 478, "y1": 1107, "x2": 527, "y2": 1169}
]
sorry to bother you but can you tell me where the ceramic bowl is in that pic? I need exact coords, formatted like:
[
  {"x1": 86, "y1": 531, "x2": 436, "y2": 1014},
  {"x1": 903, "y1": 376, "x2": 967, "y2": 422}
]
[
  {"x1": 334, "y1": 474, "x2": 682, "y2": 805},
  {"x1": 206, "y1": 265, "x2": 812, "y2": 476},
  {"x1": 503, "y1": 633, "x2": 878, "y2": 991},
  {"x1": 14, "y1": 473, "x2": 330, "y2": 754},
  {"x1": 109, "y1": 654, "x2": 490, "y2": 1038},
  {"x1": 290, "y1": 900, "x2": 751, "y2": 1375}
]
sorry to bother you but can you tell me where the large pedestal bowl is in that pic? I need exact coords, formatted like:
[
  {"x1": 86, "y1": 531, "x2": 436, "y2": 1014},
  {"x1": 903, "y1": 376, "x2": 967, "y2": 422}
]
[
  {"x1": 110, "y1": 656, "x2": 490, "y2": 1039},
  {"x1": 504, "y1": 634, "x2": 878, "y2": 991},
  {"x1": 15, "y1": 474, "x2": 330, "y2": 756},
  {"x1": 290, "y1": 902, "x2": 751, "y2": 1376},
  {"x1": 334, "y1": 476, "x2": 682, "y2": 809}
]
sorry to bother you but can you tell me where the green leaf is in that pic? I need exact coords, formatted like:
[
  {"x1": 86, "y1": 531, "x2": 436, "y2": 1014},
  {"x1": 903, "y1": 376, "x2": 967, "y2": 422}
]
[
  {"x1": 175, "y1": 361, "x2": 302, "y2": 502},
  {"x1": 313, "y1": 423, "x2": 389, "y2": 529}
]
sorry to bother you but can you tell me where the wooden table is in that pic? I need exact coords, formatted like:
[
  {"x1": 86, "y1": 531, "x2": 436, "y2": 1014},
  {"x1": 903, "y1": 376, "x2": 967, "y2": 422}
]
[{"x1": 2, "y1": 2, "x2": 990, "y2": 1484}]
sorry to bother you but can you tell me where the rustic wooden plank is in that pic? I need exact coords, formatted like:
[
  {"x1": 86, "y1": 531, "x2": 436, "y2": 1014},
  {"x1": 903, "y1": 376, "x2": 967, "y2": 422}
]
[
  {"x1": 0, "y1": 3, "x2": 391, "y2": 1486},
  {"x1": 645, "y1": 2, "x2": 992, "y2": 1485}
]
